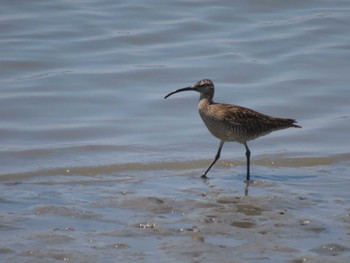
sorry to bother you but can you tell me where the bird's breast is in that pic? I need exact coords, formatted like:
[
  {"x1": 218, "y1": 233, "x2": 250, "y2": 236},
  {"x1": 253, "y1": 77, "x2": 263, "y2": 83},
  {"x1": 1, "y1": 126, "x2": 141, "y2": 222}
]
[{"x1": 198, "y1": 101, "x2": 243, "y2": 142}]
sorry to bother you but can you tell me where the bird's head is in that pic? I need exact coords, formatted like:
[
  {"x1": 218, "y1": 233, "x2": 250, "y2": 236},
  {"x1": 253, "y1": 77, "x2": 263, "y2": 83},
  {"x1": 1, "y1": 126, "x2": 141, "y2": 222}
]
[{"x1": 164, "y1": 79, "x2": 214, "y2": 99}]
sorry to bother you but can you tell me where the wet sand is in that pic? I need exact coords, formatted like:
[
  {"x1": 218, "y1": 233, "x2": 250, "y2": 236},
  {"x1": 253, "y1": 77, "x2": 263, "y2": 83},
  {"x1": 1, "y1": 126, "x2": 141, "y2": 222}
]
[{"x1": 1, "y1": 158, "x2": 349, "y2": 263}]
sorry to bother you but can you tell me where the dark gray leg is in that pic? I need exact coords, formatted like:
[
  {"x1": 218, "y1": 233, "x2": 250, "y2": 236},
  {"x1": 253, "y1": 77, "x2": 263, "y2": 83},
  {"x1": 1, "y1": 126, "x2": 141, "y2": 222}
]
[
  {"x1": 244, "y1": 142, "x2": 251, "y2": 181},
  {"x1": 201, "y1": 141, "x2": 225, "y2": 179}
]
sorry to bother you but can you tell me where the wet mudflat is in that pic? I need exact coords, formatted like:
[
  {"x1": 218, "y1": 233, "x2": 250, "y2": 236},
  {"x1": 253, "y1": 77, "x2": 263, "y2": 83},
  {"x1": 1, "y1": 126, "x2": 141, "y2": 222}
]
[{"x1": 1, "y1": 157, "x2": 349, "y2": 262}]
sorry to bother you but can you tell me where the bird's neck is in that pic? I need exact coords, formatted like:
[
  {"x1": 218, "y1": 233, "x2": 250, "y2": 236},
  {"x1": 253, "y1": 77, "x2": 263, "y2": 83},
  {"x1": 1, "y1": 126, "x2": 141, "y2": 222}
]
[
  {"x1": 199, "y1": 92, "x2": 214, "y2": 103},
  {"x1": 198, "y1": 95, "x2": 213, "y2": 113}
]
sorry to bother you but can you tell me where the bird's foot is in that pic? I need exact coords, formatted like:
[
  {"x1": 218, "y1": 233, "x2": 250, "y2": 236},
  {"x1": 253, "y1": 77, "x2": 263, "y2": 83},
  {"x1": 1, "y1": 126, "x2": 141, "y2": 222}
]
[{"x1": 201, "y1": 174, "x2": 209, "y2": 179}]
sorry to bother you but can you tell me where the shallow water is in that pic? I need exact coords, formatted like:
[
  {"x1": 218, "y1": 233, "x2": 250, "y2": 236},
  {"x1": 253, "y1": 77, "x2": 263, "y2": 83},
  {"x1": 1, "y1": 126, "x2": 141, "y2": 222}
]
[{"x1": 1, "y1": 0, "x2": 350, "y2": 262}]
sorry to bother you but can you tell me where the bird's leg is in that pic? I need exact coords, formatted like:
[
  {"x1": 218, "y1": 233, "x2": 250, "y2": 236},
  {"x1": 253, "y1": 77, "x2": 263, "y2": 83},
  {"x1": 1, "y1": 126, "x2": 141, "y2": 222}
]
[
  {"x1": 244, "y1": 142, "x2": 251, "y2": 181},
  {"x1": 201, "y1": 140, "x2": 225, "y2": 179}
]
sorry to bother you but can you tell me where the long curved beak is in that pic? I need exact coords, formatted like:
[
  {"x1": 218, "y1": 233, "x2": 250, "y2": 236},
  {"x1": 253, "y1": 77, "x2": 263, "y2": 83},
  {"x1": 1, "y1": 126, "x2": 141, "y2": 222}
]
[{"x1": 164, "y1": 86, "x2": 193, "y2": 99}]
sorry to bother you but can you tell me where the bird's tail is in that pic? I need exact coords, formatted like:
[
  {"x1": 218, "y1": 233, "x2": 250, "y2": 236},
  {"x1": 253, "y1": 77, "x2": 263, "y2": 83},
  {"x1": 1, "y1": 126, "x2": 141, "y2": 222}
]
[
  {"x1": 272, "y1": 118, "x2": 301, "y2": 129},
  {"x1": 288, "y1": 119, "x2": 302, "y2": 128}
]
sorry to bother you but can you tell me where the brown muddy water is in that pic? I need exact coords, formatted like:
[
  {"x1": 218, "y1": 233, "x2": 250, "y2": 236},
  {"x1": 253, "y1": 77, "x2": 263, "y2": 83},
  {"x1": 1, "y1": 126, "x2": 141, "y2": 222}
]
[{"x1": 1, "y1": 0, "x2": 350, "y2": 262}]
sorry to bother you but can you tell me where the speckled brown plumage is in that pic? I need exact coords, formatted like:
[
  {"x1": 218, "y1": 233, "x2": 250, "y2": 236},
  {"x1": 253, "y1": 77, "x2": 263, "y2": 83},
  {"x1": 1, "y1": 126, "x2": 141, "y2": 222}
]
[
  {"x1": 165, "y1": 79, "x2": 301, "y2": 181},
  {"x1": 199, "y1": 101, "x2": 300, "y2": 143}
]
